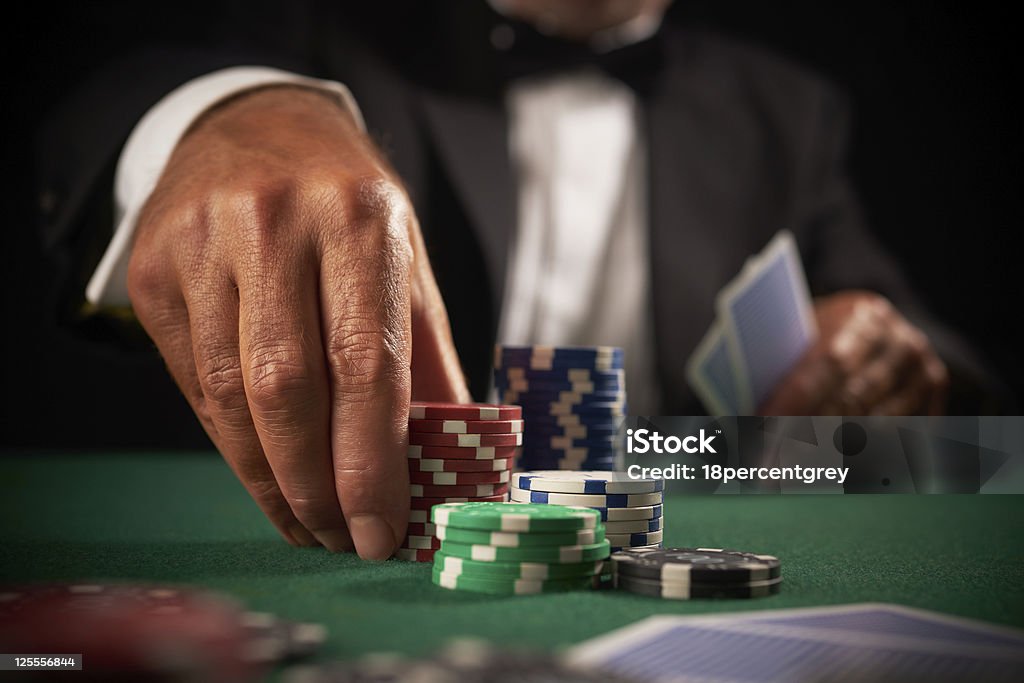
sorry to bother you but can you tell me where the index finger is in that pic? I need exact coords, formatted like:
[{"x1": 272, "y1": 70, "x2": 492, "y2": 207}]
[{"x1": 319, "y1": 182, "x2": 414, "y2": 560}]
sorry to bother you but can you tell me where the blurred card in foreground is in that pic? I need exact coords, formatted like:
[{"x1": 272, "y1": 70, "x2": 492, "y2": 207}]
[{"x1": 567, "y1": 603, "x2": 1024, "y2": 683}]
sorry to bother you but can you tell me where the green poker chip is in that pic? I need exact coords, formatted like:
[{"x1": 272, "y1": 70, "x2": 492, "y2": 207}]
[
  {"x1": 438, "y1": 539, "x2": 611, "y2": 564},
  {"x1": 436, "y1": 524, "x2": 605, "y2": 548},
  {"x1": 431, "y1": 501, "x2": 600, "y2": 532},
  {"x1": 432, "y1": 567, "x2": 599, "y2": 595},
  {"x1": 432, "y1": 550, "x2": 605, "y2": 580}
]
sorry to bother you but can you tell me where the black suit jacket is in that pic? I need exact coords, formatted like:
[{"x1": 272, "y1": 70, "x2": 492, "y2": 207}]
[{"x1": 33, "y1": 1, "x2": 1001, "y2": 440}]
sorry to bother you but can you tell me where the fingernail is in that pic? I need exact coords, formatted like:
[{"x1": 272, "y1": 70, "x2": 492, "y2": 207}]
[
  {"x1": 349, "y1": 514, "x2": 397, "y2": 561},
  {"x1": 287, "y1": 523, "x2": 320, "y2": 548},
  {"x1": 315, "y1": 528, "x2": 354, "y2": 553}
]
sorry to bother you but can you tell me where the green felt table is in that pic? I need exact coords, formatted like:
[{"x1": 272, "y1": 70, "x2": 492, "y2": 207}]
[{"x1": 2, "y1": 452, "x2": 1023, "y2": 664}]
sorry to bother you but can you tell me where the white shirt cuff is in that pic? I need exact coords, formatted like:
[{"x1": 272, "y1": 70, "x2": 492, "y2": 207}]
[{"x1": 85, "y1": 66, "x2": 365, "y2": 307}]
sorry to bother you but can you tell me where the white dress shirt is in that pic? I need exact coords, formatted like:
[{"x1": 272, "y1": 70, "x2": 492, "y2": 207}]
[
  {"x1": 501, "y1": 70, "x2": 657, "y2": 412},
  {"x1": 86, "y1": 27, "x2": 662, "y2": 413}
]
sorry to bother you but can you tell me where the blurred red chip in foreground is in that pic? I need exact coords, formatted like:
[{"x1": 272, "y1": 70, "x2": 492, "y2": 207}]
[{"x1": 0, "y1": 583, "x2": 264, "y2": 682}]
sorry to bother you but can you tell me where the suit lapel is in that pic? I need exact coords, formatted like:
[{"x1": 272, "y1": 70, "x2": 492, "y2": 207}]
[
  {"x1": 416, "y1": 90, "x2": 516, "y2": 314},
  {"x1": 645, "y1": 47, "x2": 756, "y2": 410}
]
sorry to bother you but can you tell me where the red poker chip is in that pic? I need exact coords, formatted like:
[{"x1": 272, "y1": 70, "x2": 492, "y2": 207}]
[
  {"x1": 409, "y1": 469, "x2": 511, "y2": 486},
  {"x1": 400, "y1": 534, "x2": 442, "y2": 550},
  {"x1": 408, "y1": 418, "x2": 524, "y2": 434},
  {"x1": 0, "y1": 583, "x2": 263, "y2": 681},
  {"x1": 409, "y1": 509, "x2": 431, "y2": 524},
  {"x1": 408, "y1": 457, "x2": 513, "y2": 473},
  {"x1": 409, "y1": 493, "x2": 507, "y2": 510},
  {"x1": 407, "y1": 445, "x2": 520, "y2": 460},
  {"x1": 409, "y1": 432, "x2": 523, "y2": 448},
  {"x1": 406, "y1": 521, "x2": 437, "y2": 536},
  {"x1": 409, "y1": 402, "x2": 521, "y2": 421},
  {"x1": 393, "y1": 547, "x2": 437, "y2": 562},
  {"x1": 410, "y1": 482, "x2": 509, "y2": 498}
]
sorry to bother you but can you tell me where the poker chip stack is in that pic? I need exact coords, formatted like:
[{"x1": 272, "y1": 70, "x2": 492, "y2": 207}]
[
  {"x1": 493, "y1": 345, "x2": 626, "y2": 471},
  {"x1": 397, "y1": 402, "x2": 523, "y2": 562},
  {"x1": 611, "y1": 547, "x2": 782, "y2": 600},
  {"x1": 509, "y1": 471, "x2": 664, "y2": 551},
  {"x1": 429, "y1": 502, "x2": 610, "y2": 595}
]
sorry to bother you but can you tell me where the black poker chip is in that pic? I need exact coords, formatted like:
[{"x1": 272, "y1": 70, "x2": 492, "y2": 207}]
[
  {"x1": 611, "y1": 547, "x2": 781, "y2": 583},
  {"x1": 613, "y1": 574, "x2": 782, "y2": 600}
]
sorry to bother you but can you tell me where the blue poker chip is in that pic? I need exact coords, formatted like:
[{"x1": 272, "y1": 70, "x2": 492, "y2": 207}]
[
  {"x1": 494, "y1": 379, "x2": 625, "y2": 394},
  {"x1": 519, "y1": 450, "x2": 618, "y2": 460},
  {"x1": 499, "y1": 391, "x2": 624, "y2": 405},
  {"x1": 523, "y1": 429, "x2": 615, "y2": 440},
  {"x1": 523, "y1": 438, "x2": 621, "y2": 452},
  {"x1": 520, "y1": 450, "x2": 614, "y2": 462},
  {"x1": 493, "y1": 378, "x2": 622, "y2": 389},
  {"x1": 494, "y1": 367, "x2": 625, "y2": 383},
  {"x1": 507, "y1": 488, "x2": 663, "y2": 507},
  {"x1": 605, "y1": 529, "x2": 664, "y2": 547},
  {"x1": 604, "y1": 517, "x2": 664, "y2": 533},
  {"x1": 523, "y1": 425, "x2": 621, "y2": 436},
  {"x1": 521, "y1": 413, "x2": 623, "y2": 426},
  {"x1": 495, "y1": 358, "x2": 624, "y2": 371},
  {"x1": 496, "y1": 345, "x2": 624, "y2": 364},
  {"x1": 521, "y1": 446, "x2": 619, "y2": 459},
  {"x1": 512, "y1": 472, "x2": 661, "y2": 494},
  {"x1": 533, "y1": 403, "x2": 627, "y2": 417},
  {"x1": 610, "y1": 543, "x2": 663, "y2": 553},
  {"x1": 518, "y1": 454, "x2": 617, "y2": 467},
  {"x1": 517, "y1": 455, "x2": 617, "y2": 469},
  {"x1": 596, "y1": 504, "x2": 663, "y2": 522},
  {"x1": 518, "y1": 463, "x2": 616, "y2": 473},
  {"x1": 519, "y1": 445, "x2": 619, "y2": 456},
  {"x1": 521, "y1": 424, "x2": 620, "y2": 437}
]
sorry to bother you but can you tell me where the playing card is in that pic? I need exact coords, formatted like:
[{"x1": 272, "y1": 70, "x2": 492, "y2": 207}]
[
  {"x1": 685, "y1": 321, "x2": 741, "y2": 415},
  {"x1": 567, "y1": 603, "x2": 1024, "y2": 683},
  {"x1": 716, "y1": 230, "x2": 817, "y2": 413}
]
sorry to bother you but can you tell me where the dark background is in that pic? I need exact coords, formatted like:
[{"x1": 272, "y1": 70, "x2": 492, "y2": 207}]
[{"x1": 2, "y1": 1, "x2": 1020, "y2": 448}]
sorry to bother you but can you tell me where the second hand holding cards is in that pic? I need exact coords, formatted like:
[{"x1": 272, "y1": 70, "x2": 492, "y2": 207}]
[{"x1": 687, "y1": 231, "x2": 818, "y2": 415}]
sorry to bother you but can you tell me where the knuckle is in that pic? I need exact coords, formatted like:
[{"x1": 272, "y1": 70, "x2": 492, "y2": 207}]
[
  {"x1": 929, "y1": 358, "x2": 950, "y2": 389},
  {"x1": 284, "y1": 495, "x2": 342, "y2": 530},
  {"x1": 244, "y1": 473, "x2": 281, "y2": 502},
  {"x1": 326, "y1": 325, "x2": 404, "y2": 395},
  {"x1": 824, "y1": 340, "x2": 849, "y2": 368},
  {"x1": 244, "y1": 476, "x2": 294, "y2": 520},
  {"x1": 125, "y1": 250, "x2": 165, "y2": 307},
  {"x1": 865, "y1": 292, "x2": 893, "y2": 316},
  {"x1": 327, "y1": 178, "x2": 415, "y2": 262},
  {"x1": 345, "y1": 177, "x2": 407, "y2": 227},
  {"x1": 210, "y1": 179, "x2": 298, "y2": 249},
  {"x1": 334, "y1": 461, "x2": 375, "y2": 485},
  {"x1": 196, "y1": 344, "x2": 246, "y2": 407},
  {"x1": 905, "y1": 329, "x2": 929, "y2": 356},
  {"x1": 245, "y1": 345, "x2": 314, "y2": 414}
]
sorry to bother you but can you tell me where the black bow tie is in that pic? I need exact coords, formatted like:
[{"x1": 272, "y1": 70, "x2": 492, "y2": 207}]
[{"x1": 492, "y1": 19, "x2": 666, "y2": 94}]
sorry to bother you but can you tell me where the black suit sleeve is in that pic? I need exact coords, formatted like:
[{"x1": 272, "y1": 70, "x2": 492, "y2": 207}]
[{"x1": 33, "y1": 45, "x2": 319, "y2": 337}]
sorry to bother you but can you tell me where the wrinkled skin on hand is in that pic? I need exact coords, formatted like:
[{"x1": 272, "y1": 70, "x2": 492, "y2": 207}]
[
  {"x1": 128, "y1": 87, "x2": 470, "y2": 559},
  {"x1": 761, "y1": 291, "x2": 948, "y2": 416}
]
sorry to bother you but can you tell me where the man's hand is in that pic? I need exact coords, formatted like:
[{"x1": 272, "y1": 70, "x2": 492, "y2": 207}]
[
  {"x1": 760, "y1": 291, "x2": 948, "y2": 415},
  {"x1": 127, "y1": 86, "x2": 470, "y2": 558}
]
